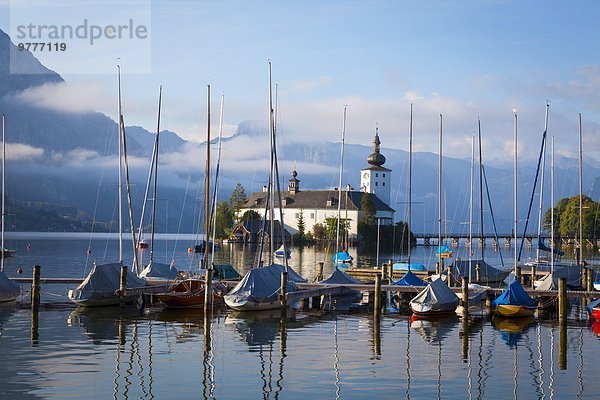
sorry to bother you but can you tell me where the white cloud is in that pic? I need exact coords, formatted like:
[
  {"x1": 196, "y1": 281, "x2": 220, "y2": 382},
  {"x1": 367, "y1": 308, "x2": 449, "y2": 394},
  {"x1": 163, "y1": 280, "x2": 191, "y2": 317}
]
[
  {"x1": 15, "y1": 81, "x2": 113, "y2": 113},
  {"x1": 5, "y1": 143, "x2": 44, "y2": 160},
  {"x1": 288, "y1": 76, "x2": 333, "y2": 93}
]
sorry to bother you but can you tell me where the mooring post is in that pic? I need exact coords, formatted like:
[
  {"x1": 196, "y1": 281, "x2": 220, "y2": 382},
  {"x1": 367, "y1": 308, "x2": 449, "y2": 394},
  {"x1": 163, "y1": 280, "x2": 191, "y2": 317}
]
[
  {"x1": 435, "y1": 261, "x2": 440, "y2": 275},
  {"x1": 317, "y1": 262, "x2": 324, "y2": 282},
  {"x1": 388, "y1": 259, "x2": 394, "y2": 283},
  {"x1": 381, "y1": 262, "x2": 387, "y2": 283},
  {"x1": 119, "y1": 265, "x2": 127, "y2": 307},
  {"x1": 447, "y1": 265, "x2": 453, "y2": 288},
  {"x1": 280, "y1": 271, "x2": 288, "y2": 312},
  {"x1": 587, "y1": 267, "x2": 593, "y2": 292},
  {"x1": 558, "y1": 319, "x2": 567, "y2": 370},
  {"x1": 31, "y1": 264, "x2": 41, "y2": 308},
  {"x1": 516, "y1": 266, "x2": 522, "y2": 285},
  {"x1": 374, "y1": 274, "x2": 381, "y2": 315},
  {"x1": 485, "y1": 295, "x2": 492, "y2": 316},
  {"x1": 461, "y1": 277, "x2": 469, "y2": 318},
  {"x1": 531, "y1": 264, "x2": 537, "y2": 289},
  {"x1": 475, "y1": 262, "x2": 481, "y2": 284},
  {"x1": 558, "y1": 277, "x2": 567, "y2": 324},
  {"x1": 582, "y1": 267, "x2": 587, "y2": 292}
]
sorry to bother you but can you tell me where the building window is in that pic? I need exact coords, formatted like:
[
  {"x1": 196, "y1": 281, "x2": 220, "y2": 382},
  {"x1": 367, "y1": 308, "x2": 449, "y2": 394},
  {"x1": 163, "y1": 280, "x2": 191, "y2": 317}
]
[
  {"x1": 375, "y1": 182, "x2": 378, "y2": 187},
  {"x1": 375, "y1": 173, "x2": 378, "y2": 177},
  {"x1": 382, "y1": 182, "x2": 385, "y2": 186},
  {"x1": 383, "y1": 173, "x2": 385, "y2": 177},
  {"x1": 310, "y1": 213, "x2": 315, "y2": 219}
]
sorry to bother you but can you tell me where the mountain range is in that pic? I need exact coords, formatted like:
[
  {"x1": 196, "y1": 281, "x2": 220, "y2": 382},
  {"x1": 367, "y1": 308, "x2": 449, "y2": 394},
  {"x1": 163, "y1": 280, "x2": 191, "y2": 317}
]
[{"x1": 0, "y1": 28, "x2": 598, "y2": 235}]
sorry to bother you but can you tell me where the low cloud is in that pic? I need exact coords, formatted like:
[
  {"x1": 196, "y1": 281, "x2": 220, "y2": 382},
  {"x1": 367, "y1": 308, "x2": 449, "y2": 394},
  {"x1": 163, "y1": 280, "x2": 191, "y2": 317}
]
[
  {"x1": 5, "y1": 143, "x2": 44, "y2": 160},
  {"x1": 15, "y1": 81, "x2": 112, "y2": 113}
]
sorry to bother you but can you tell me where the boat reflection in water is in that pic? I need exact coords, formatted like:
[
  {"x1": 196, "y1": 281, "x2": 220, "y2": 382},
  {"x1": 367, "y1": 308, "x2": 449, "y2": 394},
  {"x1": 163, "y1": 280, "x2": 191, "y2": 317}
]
[{"x1": 492, "y1": 315, "x2": 535, "y2": 348}]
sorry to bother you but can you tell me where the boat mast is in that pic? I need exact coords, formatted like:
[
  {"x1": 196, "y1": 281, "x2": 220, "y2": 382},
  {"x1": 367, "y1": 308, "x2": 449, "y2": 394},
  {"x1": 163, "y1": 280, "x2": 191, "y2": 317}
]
[
  {"x1": 551, "y1": 136, "x2": 555, "y2": 274},
  {"x1": 468, "y1": 133, "x2": 474, "y2": 283},
  {"x1": 408, "y1": 104, "x2": 413, "y2": 268},
  {"x1": 268, "y1": 62, "x2": 275, "y2": 261},
  {"x1": 437, "y1": 114, "x2": 443, "y2": 271},
  {"x1": 513, "y1": 109, "x2": 518, "y2": 270},
  {"x1": 117, "y1": 65, "x2": 123, "y2": 266},
  {"x1": 578, "y1": 113, "x2": 583, "y2": 265},
  {"x1": 478, "y1": 119, "x2": 484, "y2": 263},
  {"x1": 204, "y1": 84, "x2": 212, "y2": 307},
  {"x1": 150, "y1": 87, "x2": 162, "y2": 264},
  {"x1": 536, "y1": 102, "x2": 550, "y2": 262},
  {"x1": 1, "y1": 115, "x2": 5, "y2": 272},
  {"x1": 335, "y1": 106, "x2": 347, "y2": 267},
  {"x1": 211, "y1": 94, "x2": 224, "y2": 264}
]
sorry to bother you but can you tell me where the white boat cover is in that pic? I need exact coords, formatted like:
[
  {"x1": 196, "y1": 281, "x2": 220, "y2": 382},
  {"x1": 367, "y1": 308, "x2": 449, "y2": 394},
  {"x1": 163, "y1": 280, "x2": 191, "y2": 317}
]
[
  {"x1": 224, "y1": 263, "x2": 303, "y2": 305},
  {"x1": 0, "y1": 271, "x2": 18, "y2": 302},
  {"x1": 410, "y1": 278, "x2": 459, "y2": 314},
  {"x1": 73, "y1": 262, "x2": 146, "y2": 298},
  {"x1": 139, "y1": 261, "x2": 179, "y2": 281},
  {"x1": 321, "y1": 268, "x2": 361, "y2": 284}
]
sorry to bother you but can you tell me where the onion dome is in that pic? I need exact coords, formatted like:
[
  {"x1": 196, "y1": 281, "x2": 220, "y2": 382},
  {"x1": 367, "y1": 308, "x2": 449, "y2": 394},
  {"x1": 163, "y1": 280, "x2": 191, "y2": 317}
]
[{"x1": 367, "y1": 126, "x2": 386, "y2": 166}]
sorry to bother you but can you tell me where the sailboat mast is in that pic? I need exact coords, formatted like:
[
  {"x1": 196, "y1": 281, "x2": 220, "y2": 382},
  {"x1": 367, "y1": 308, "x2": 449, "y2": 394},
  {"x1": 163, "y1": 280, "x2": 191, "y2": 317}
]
[
  {"x1": 468, "y1": 134, "x2": 474, "y2": 283},
  {"x1": 1, "y1": 115, "x2": 4, "y2": 272},
  {"x1": 551, "y1": 136, "x2": 555, "y2": 273},
  {"x1": 150, "y1": 86, "x2": 162, "y2": 263},
  {"x1": 117, "y1": 65, "x2": 123, "y2": 265},
  {"x1": 536, "y1": 102, "x2": 550, "y2": 262},
  {"x1": 267, "y1": 63, "x2": 276, "y2": 261},
  {"x1": 211, "y1": 94, "x2": 224, "y2": 264},
  {"x1": 578, "y1": 113, "x2": 583, "y2": 264},
  {"x1": 478, "y1": 119, "x2": 484, "y2": 262},
  {"x1": 335, "y1": 107, "x2": 347, "y2": 264},
  {"x1": 437, "y1": 114, "x2": 442, "y2": 268},
  {"x1": 513, "y1": 110, "x2": 518, "y2": 270},
  {"x1": 408, "y1": 104, "x2": 413, "y2": 267},
  {"x1": 205, "y1": 85, "x2": 211, "y2": 271}
]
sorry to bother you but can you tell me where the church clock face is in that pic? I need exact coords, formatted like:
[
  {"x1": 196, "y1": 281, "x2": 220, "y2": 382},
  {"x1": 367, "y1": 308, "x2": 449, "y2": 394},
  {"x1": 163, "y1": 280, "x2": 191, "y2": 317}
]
[{"x1": 363, "y1": 172, "x2": 369, "y2": 179}]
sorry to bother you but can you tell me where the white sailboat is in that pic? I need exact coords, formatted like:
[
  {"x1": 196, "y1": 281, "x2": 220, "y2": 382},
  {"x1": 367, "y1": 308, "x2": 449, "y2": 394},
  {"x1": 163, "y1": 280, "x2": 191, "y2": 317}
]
[
  {"x1": 0, "y1": 115, "x2": 19, "y2": 304},
  {"x1": 68, "y1": 66, "x2": 145, "y2": 306},
  {"x1": 225, "y1": 63, "x2": 306, "y2": 311},
  {"x1": 138, "y1": 87, "x2": 179, "y2": 285}
]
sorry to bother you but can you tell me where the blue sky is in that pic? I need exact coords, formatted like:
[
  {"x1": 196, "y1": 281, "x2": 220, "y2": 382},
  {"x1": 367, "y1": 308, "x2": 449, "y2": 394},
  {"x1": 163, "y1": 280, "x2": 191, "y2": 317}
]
[{"x1": 2, "y1": 0, "x2": 600, "y2": 166}]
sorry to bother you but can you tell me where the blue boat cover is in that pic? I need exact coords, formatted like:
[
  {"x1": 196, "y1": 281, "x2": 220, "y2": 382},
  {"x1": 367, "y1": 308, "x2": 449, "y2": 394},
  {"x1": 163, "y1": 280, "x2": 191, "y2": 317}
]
[
  {"x1": 393, "y1": 270, "x2": 427, "y2": 287},
  {"x1": 392, "y1": 262, "x2": 426, "y2": 271},
  {"x1": 333, "y1": 250, "x2": 353, "y2": 263},
  {"x1": 537, "y1": 239, "x2": 565, "y2": 256},
  {"x1": 434, "y1": 244, "x2": 453, "y2": 256},
  {"x1": 586, "y1": 298, "x2": 600, "y2": 315},
  {"x1": 492, "y1": 280, "x2": 537, "y2": 308},
  {"x1": 321, "y1": 268, "x2": 361, "y2": 284}
]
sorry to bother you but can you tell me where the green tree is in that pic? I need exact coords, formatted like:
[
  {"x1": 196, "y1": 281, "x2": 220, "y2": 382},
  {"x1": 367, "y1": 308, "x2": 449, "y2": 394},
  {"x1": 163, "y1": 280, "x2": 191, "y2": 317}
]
[
  {"x1": 323, "y1": 216, "x2": 349, "y2": 242},
  {"x1": 229, "y1": 183, "x2": 247, "y2": 216},
  {"x1": 545, "y1": 195, "x2": 600, "y2": 240},
  {"x1": 360, "y1": 193, "x2": 376, "y2": 225},
  {"x1": 312, "y1": 223, "x2": 325, "y2": 240},
  {"x1": 214, "y1": 200, "x2": 234, "y2": 239},
  {"x1": 240, "y1": 210, "x2": 261, "y2": 222},
  {"x1": 296, "y1": 210, "x2": 305, "y2": 236}
]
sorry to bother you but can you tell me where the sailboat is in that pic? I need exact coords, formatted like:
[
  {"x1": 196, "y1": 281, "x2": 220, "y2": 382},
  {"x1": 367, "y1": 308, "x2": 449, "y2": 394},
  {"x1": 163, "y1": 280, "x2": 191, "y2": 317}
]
[
  {"x1": 409, "y1": 116, "x2": 459, "y2": 317},
  {"x1": 224, "y1": 63, "x2": 306, "y2": 312},
  {"x1": 157, "y1": 86, "x2": 227, "y2": 308},
  {"x1": 138, "y1": 87, "x2": 179, "y2": 285},
  {"x1": 0, "y1": 115, "x2": 19, "y2": 303},
  {"x1": 69, "y1": 66, "x2": 146, "y2": 307},
  {"x1": 492, "y1": 279, "x2": 537, "y2": 317}
]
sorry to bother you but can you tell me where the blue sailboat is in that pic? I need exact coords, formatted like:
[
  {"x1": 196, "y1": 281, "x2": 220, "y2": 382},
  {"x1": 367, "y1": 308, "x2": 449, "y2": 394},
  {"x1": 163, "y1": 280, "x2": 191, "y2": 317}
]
[{"x1": 492, "y1": 280, "x2": 537, "y2": 318}]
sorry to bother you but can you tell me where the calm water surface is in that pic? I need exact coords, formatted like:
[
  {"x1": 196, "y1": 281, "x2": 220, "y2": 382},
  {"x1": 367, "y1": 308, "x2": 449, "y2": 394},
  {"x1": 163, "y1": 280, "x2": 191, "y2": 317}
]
[{"x1": 0, "y1": 233, "x2": 599, "y2": 399}]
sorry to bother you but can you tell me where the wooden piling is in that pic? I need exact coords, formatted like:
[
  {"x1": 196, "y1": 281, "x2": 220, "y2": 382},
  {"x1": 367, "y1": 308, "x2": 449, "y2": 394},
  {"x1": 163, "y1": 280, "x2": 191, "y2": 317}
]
[
  {"x1": 531, "y1": 264, "x2": 536, "y2": 289},
  {"x1": 582, "y1": 267, "x2": 588, "y2": 292},
  {"x1": 475, "y1": 262, "x2": 481, "y2": 283},
  {"x1": 461, "y1": 277, "x2": 469, "y2": 318},
  {"x1": 447, "y1": 265, "x2": 453, "y2": 288},
  {"x1": 280, "y1": 271, "x2": 288, "y2": 311},
  {"x1": 387, "y1": 259, "x2": 394, "y2": 282},
  {"x1": 485, "y1": 296, "x2": 492, "y2": 315},
  {"x1": 558, "y1": 320, "x2": 567, "y2": 370},
  {"x1": 31, "y1": 265, "x2": 41, "y2": 307},
  {"x1": 516, "y1": 266, "x2": 522, "y2": 285},
  {"x1": 316, "y1": 262, "x2": 324, "y2": 281},
  {"x1": 435, "y1": 261, "x2": 440, "y2": 275},
  {"x1": 558, "y1": 277, "x2": 567, "y2": 323},
  {"x1": 587, "y1": 268, "x2": 593, "y2": 292},
  {"x1": 381, "y1": 262, "x2": 387, "y2": 282},
  {"x1": 374, "y1": 274, "x2": 381, "y2": 315},
  {"x1": 119, "y1": 265, "x2": 127, "y2": 307}
]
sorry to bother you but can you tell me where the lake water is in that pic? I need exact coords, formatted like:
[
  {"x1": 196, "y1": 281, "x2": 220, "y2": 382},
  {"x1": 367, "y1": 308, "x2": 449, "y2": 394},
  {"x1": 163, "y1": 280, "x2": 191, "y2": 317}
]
[{"x1": 0, "y1": 233, "x2": 599, "y2": 399}]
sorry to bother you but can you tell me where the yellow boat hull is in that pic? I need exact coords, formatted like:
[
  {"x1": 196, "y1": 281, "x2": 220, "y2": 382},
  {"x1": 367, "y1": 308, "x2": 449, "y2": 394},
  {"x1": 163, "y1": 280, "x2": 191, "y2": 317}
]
[{"x1": 494, "y1": 304, "x2": 536, "y2": 318}]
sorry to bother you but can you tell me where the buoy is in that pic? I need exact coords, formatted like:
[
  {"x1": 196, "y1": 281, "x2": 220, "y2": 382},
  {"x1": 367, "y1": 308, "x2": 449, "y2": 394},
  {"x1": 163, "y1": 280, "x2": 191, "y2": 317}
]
[
  {"x1": 187, "y1": 247, "x2": 193, "y2": 253},
  {"x1": 16, "y1": 268, "x2": 23, "y2": 275}
]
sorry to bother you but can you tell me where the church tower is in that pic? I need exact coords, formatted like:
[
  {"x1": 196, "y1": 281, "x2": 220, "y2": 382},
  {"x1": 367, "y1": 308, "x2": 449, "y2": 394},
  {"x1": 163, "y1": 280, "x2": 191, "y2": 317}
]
[{"x1": 360, "y1": 126, "x2": 391, "y2": 206}]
